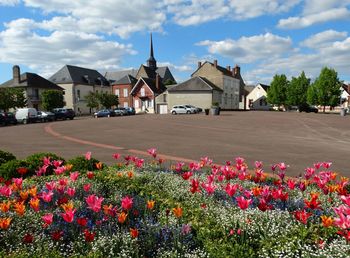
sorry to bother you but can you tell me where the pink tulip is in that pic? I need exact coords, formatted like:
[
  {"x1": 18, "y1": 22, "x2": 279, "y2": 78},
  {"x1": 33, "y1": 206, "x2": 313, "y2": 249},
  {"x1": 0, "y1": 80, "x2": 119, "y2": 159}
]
[
  {"x1": 54, "y1": 166, "x2": 66, "y2": 175},
  {"x1": 314, "y1": 162, "x2": 322, "y2": 170},
  {"x1": 45, "y1": 181, "x2": 56, "y2": 191},
  {"x1": 341, "y1": 195, "x2": 350, "y2": 207},
  {"x1": 86, "y1": 194, "x2": 104, "y2": 212},
  {"x1": 43, "y1": 156, "x2": 51, "y2": 166},
  {"x1": 0, "y1": 185, "x2": 12, "y2": 197},
  {"x1": 58, "y1": 178, "x2": 68, "y2": 186},
  {"x1": 112, "y1": 153, "x2": 120, "y2": 160},
  {"x1": 225, "y1": 183, "x2": 238, "y2": 197},
  {"x1": 36, "y1": 165, "x2": 48, "y2": 176},
  {"x1": 42, "y1": 213, "x2": 53, "y2": 225},
  {"x1": 61, "y1": 209, "x2": 76, "y2": 223},
  {"x1": 236, "y1": 196, "x2": 252, "y2": 210},
  {"x1": 175, "y1": 162, "x2": 185, "y2": 172},
  {"x1": 322, "y1": 162, "x2": 332, "y2": 169},
  {"x1": 41, "y1": 191, "x2": 54, "y2": 203},
  {"x1": 83, "y1": 184, "x2": 91, "y2": 192},
  {"x1": 52, "y1": 160, "x2": 63, "y2": 168},
  {"x1": 85, "y1": 152, "x2": 92, "y2": 161},
  {"x1": 255, "y1": 161, "x2": 263, "y2": 169},
  {"x1": 147, "y1": 148, "x2": 157, "y2": 158},
  {"x1": 12, "y1": 177, "x2": 23, "y2": 187},
  {"x1": 121, "y1": 196, "x2": 133, "y2": 210},
  {"x1": 66, "y1": 187, "x2": 76, "y2": 197},
  {"x1": 134, "y1": 158, "x2": 144, "y2": 168},
  {"x1": 235, "y1": 157, "x2": 244, "y2": 165},
  {"x1": 201, "y1": 181, "x2": 216, "y2": 195},
  {"x1": 278, "y1": 162, "x2": 288, "y2": 171},
  {"x1": 70, "y1": 171, "x2": 79, "y2": 182}
]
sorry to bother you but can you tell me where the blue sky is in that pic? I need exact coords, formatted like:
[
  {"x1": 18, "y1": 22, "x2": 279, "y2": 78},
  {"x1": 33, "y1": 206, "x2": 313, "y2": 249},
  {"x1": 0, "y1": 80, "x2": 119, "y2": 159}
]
[{"x1": 0, "y1": 0, "x2": 349, "y2": 85}]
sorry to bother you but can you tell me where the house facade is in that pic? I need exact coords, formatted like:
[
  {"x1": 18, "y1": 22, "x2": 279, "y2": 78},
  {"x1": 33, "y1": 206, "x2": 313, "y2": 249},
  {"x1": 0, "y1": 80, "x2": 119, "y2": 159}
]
[
  {"x1": 131, "y1": 75, "x2": 166, "y2": 113},
  {"x1": 0, "y1": 65, "x2": 64, "y2": 110},
  {"x1": 49, "y1": 65, "x2": 110, "y2": 115},
  {"x1": 191, "y1": 60, "x2": 245, "y2": 110},
  {"x1": 111, "y1": 75, "x2": 137, "y2": 108},
  {"x1": 246, "y1": 83, "x2": 270, "y2": 110},
  {"x1": 341, "y1": 84, "x2": 350, "y2": 109}
]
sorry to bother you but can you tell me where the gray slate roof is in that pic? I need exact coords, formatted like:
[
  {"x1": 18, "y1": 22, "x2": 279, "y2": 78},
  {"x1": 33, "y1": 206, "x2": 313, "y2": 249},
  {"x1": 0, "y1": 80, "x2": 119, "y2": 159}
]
[
  {"x1": 105, "y1": 69, "x2": 138, "y2": 83},
  {"x1": 114, "y1": 74, "x2": 137, "y2": 85},
  {"x1": 244, "y1": 85, "x2": 255, "y2": 93},
  {"x1": 167, "y1": 76, "x2": 223, "y2": 92},
  {"x1": 49, "y1": 65, "x2": 109, "y2": 86},
  {"x1": 1, "y1": 73, "x2": 63, "y2": 90}
]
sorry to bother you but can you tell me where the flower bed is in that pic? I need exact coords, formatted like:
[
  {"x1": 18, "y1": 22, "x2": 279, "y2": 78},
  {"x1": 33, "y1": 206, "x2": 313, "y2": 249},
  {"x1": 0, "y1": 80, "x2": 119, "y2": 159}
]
[{"x1": 0, "y1": 149, "x2": 349, "y2": 257}]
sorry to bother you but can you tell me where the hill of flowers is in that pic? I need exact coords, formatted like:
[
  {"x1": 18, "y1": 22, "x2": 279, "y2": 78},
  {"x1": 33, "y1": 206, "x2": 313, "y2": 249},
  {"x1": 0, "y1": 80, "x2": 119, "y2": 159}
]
[{"x1": 0, "y1": 149, "x2": 350, "y2": 257}]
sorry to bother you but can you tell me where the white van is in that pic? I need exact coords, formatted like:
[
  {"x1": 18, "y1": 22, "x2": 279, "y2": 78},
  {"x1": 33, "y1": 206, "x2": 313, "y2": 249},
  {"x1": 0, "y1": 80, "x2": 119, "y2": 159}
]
[{"x1": 15, "y1": 108, "x2": 38, "y2": 124}]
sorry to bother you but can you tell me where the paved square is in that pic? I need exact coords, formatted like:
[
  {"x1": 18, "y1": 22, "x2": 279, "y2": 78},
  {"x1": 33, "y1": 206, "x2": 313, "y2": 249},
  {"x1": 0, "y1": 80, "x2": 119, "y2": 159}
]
[{"x1": 1, "y1": 111, "x2": 349, "y2": 177}]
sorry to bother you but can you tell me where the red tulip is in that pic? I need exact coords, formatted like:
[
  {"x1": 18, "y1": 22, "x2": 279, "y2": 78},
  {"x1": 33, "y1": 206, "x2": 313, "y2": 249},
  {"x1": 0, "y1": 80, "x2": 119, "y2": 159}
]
[
  {"x1": 225, "y1": 183, "x2": 238, "y2": 197},
  {"x1": 86, "y1": 194, "x2": 104, "y2": 213},
  {"x1": 121, "y1": 196, "x2": 133, "y2": 211},
  {"x1": 83, "y1": 183, "x2": 91, "y2": 192},
  {"x1": 84, "y1": 229, "x2": 95, "y2": 242},
  {"x1": 42, "y1": 213, "x2": 53, "y2": 225},
  {"x1": 51, "y1": 230, "x2": 63, "y2": 241},
  {"x1": 236, "y1": 196, "x2": 252, "y2": 210},
  {"x1": 294, "y1": 210, "x2": 312, "y2": 224},
  {"x1": 182, "y1": 172, "x2": 193, "y2": 180},
  {"x1": 61, "y1": 209, "x2": 76, "y2": 223},
  {"x1": 147, "y1": 148, "x2": 157, "y2": 158},
  {"x1": 77, "y1": 217, "x2": 88, "y2": 227},
  {"x1": 70, "y1": 172, "x2": 79, "y2": 182},
  {"x1": 190, "y1": 179, "x2": 200, "y2": 194}
]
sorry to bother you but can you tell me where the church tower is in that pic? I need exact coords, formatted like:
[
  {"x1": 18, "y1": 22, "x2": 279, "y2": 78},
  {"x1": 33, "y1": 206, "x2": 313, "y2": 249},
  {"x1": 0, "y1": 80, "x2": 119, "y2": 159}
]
[{"x1": 147, "y1": 33, "x2": 157, "y2": 71}]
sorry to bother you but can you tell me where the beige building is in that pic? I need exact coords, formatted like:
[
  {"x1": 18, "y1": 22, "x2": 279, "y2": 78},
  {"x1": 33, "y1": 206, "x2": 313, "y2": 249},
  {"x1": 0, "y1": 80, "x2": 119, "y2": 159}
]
[
  {"x1": 246, "y1": 83, "x2": 270, "y2": 110},
  {"x1": 49, "y1": 65, "x2": 110, "y2": 115},
  {"x1": 191, "y1": 60, "x2": 245, "y2": 109}
]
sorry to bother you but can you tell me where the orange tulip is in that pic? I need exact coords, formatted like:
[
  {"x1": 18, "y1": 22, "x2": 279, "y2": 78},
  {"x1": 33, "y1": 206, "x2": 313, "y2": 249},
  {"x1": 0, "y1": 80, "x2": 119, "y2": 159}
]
[
  {"x1": 251, "y1": 187, "x2": 262, "y2": 197},
  {"x1": 127, "y1": 171, "x2": 134, "y2": 179},
  {"x1": 13, "y1": 201, "x2": 26, "y2": 216},
  {"x1": 321, "y1": 215, "x2": 334, "y2": 228},
  {"x1": 95, "y1": 162, "x2": 103, "y2": 170},
  {"x1": 20, "y1": 190, "x2": 29, "y2": 201},
  {"x1": 117, "y1": 172, "x2": 123, "y2": 177},
  {"x1": 0, "y1": 201, "x2": 11, "y2": 213},
  {"x1": 28, "y1": 187, "x2": 37, "y2": 197},
  {"x1": 172, "y1": 207, "x2": 183, "y2": 218},
  {"x1": 103, "y1": 204, "x2": 113, "y2": 216},
  {"x1": 130, "y1": 228, "x2": 139, "y2": 238},
  {"x1": 146, "y1": 200, "x2": 155, "y2": 210},
  {"x1": 0, "y1": 217, "x2": 12, "y2": 230},
  {"x1": 29, "y1": 198, "x2": 40, "y2": 212},
  {"x1": 65, "y1": 164, "x2": 73, "y2": 171},
  {"x1": 118, "y1": 212, "x2": 127, "y2": 224},
  {"x1": 61, "y1": 201, "x2": 74, "y2": 212},
  {"x1": 330, "y1": 172, "x2": 337, "y2": 180}
]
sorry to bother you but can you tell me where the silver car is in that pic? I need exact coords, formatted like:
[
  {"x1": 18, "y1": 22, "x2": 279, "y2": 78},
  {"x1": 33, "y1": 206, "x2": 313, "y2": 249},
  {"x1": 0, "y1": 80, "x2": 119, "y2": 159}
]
[{"x1": 171, "y1": 105, "x2": 192, "y2": 115}]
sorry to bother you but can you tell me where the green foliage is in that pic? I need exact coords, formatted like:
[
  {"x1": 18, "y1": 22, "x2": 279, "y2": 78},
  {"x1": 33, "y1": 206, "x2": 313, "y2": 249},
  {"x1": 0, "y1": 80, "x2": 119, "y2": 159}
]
[
  {"x1": 164, "y1": 79, "x2": 176, "y2": 86},
  {"x1": 307, "y1": 84, "x2": 318, "y2": 105},
  {"x1": 41, "y1": 90, "x2": 64, "y2": 111},
  {"x1": 67, "y1": 156, "x2": 104, "y2": 172},
  {"x1": 85, "y1": 91, "x2": 100, "y2": 110},
  {"x1": 0, "y1": 150, "x2": 16, "y2": 166},
  {"x1": 0, "y1": 87, "x2": 26, "y2": 111},
  {"x1": 0, "y1": 159, "x2": 29, "y2": 180},
  {"x1": 311, "y1": 67, "x2": 341, "y2": 112},
  {"x1": 286, "y1": 71, "x2": 310, "y2": 107},
  {"x1": 98, "y1": 92, "x2": 119, "y2": 109},
  {"x1": 25, "y1": 152, "x2": 65, "y2": 175},
  {"x1": 267, "y1": 74, "x2": 289, "y2": 107}
]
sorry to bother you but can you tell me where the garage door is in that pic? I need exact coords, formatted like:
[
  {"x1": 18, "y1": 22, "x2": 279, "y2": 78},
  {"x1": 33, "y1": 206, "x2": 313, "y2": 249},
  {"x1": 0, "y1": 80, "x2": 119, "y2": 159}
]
[{"x1": 157, "y1": 104, "x2": 168, "y2": 114}]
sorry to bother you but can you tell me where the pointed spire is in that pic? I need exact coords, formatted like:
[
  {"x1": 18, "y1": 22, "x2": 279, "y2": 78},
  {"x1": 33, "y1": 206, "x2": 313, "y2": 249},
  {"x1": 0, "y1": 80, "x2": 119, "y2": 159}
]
[{"x1": 147, "y1": 33, "x2": 157, "y2": 71}]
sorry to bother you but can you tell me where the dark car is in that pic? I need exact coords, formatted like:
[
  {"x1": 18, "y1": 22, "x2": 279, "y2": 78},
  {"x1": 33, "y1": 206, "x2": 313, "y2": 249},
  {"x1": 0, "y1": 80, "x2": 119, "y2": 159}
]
[
  {"x1": 298, "y1": 104, "x2": 318, "y2": 113},
  {"x1": 53, "y1": 108, "x2": 75, "y2": 120},
  {"x1": 37, "y1": 111, "x2": 55, "y2": 122},
  {"x1": 94, "y1": 109, "x2": 116, "y2": 118},
  {"x1": 0, "y1": 112, "x2": 17, "y2": 126},
  {"x1": 114, "y1": 107, "x2": 128, "y2": 116},
  {"x1": 125, "y1": 107, "x2": 136, "y2": 115}
]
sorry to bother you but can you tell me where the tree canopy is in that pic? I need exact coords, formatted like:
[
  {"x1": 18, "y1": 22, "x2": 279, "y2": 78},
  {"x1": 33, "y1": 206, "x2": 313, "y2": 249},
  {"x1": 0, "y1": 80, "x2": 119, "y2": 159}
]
[
  {"x1": 0, "y1": 87, "x2": 26, "y2": 111},
  {"x1": 267, "y1": 74, "x2": 289, "y2": 108},
  {"x1": 286, "y1": 71, "x2": 310, "y2": 107},
  {"x1": 41, "y1": 90, "x2": 64, "y2": 111},
  {"x1": 98, "y1": 92, "x2": 119, "y2": 109}
]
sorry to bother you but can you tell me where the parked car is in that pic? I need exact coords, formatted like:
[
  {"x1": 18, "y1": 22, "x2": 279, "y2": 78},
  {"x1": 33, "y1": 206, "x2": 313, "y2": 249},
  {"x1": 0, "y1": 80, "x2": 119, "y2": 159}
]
[
  {"x1": 298, "y1": 104, "x2": 319, "y2": 113},
  {"x1": 0, "y1": 111, "x2": 17, "y2": 126},
  {"x1": 125, "y1": 107, "x2": 136, "y2": 115},
  {"x1": 37, "y1": 111, "x2": 55, "y2": 122},
  {"x1": 114, "y1": 107, "x2": 128, "y2": 116},
  {"x1": 15, "y1": 108, "x2": 38, "y2": 124},
  {"x1": 184, "y1": 105, "x2": 201, "y2": 114},
  {"x1": 94, "y1": 109, "x2": 116, "y2": 118},
  {"x1": 171, "y1": 105, "x2": 192, "y2": 115},
  {"x1": 52, "y1": 108, "x2": 75, "y2": 120}
]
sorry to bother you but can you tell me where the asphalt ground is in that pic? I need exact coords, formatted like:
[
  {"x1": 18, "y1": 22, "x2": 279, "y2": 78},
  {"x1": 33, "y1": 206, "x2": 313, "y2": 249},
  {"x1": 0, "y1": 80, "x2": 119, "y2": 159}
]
[{"x1": 0, "y1": 111, "x2": 349, "y2": 177}]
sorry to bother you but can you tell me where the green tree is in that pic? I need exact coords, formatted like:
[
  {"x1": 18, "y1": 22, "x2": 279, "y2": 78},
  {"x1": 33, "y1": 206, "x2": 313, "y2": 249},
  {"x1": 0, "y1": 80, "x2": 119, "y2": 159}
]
[
  {"x1": 307, "y1": 84, "x2": 318, "y2": 106},
  {"x1": 286, "y1": 71, "x2": 310, "y2": 107},
  {"x1": 0, "y1": 87, "x2": 26, "y2": 111},
  {"x1": 41, "y1": 90, "x2": 64, "y2": 111},
  {"x1": 267, "y1": 74, "x2": 289, "y2": 109},
  {"x1": 98, "y1": 92, "x2": 119, "y2": 109},
  {"x1": 311, "y1": 67, "x2": 341, "y2": 113},
  {"x1": 85, "y1": 91, "x2": 100, "y2": 111}
]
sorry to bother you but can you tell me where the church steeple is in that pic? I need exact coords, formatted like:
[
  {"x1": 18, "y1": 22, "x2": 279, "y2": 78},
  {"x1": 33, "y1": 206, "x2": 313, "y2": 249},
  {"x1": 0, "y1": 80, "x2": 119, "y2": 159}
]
[{"x1": 147, "y1": 33, "x2": 157, "y2": 71}]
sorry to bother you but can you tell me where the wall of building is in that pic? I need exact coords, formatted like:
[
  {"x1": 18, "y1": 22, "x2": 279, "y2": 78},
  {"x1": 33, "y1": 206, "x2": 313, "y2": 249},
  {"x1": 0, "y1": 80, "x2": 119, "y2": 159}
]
[
  {"x1": 112, "y1": 84, "x2": 133, "y2": 107},
  {"x1": 192, "y1": 63, "x2": 225, "y2": 89},
  {"x1": 168, "y1": 91, "x2": 213, "y2": 110},
  {"x1": 222, "y1": 76, "x2": 240, "y2": 109},
  {"x1": 132, "y1": 82, "x2": 155, "y2": 113},
  {"x1": 246, "y1": 86, "x2": 270, "y2": 110}
]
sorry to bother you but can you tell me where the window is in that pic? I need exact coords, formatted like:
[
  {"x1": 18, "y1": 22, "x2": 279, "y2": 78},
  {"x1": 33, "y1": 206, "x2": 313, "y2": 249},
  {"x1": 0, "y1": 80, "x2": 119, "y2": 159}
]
[
  {"x1": 77, "y1": 89, "x2": 81, "y2": 100},
  {"x1": 115, "y1": 89, "x2": 119, "y2": 96},
  {"x1": 149, "y1": 100, "x2": 153, "y2": 108},
  {"x1": 123, "y1": 102, "x2": 128, "y2": 107},
  {"x1": 135, "y1": 100, "x2": 139, "y2": 108},
  {"x1": 123, "y1": 88, "x2": 128, "y2": 97},
  {"x1": 33, "y1": 88, "x2": 39, "y2": 99},
  {"x1": 141, "y1": 88, "x2": 145, "y2": 96},
  {"x1": 163, "y1": 94, "x2": 167, "y2": 102},
  {"x1": 224, "y1": 93, "x2": 228, "y2": 105}
]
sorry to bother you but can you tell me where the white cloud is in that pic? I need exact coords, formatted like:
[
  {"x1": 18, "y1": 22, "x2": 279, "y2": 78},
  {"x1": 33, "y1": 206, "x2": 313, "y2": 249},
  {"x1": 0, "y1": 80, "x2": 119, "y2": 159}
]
[
  {"x1": 301, "y1": 30, "x2": 348, "y2": 48},
  {"x1": 158, "y1": 61, "x2": 193, "y2": 72},
  {"x1": 0, "y1": 0, "x2": 19, "y2": 6},
  {"x1": 197, "y1": 33, "x2": 293, "y2": 63},
  {"x1": 302, "y1": 0, "x2": 350, "y2": 15},
  {"x1": 21, "y1": 0, "x2": 166, "y2": 38},
  {"x1": 278, "y1": 8, "x2": 350, "y2": 29},
  {"x1": 0, "y1": 18, "x2": 136, "y2": 78}
]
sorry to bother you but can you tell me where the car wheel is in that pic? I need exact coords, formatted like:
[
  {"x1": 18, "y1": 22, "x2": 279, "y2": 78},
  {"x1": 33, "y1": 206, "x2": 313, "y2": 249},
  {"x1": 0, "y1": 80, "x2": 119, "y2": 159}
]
[
  {"x1": 70, "y1": 117, "x2": 74, "y2": 120},
  {"x1": 172, "y1": 111, "x2": 176, "y2": 115},
  {"x1": 23, "y1": 119, "x2": 27, "y2": 124},
  {"x1": 186, "y1": 111, "x2": 191, "y2": 114},
  {"x1": 107, "y1": 114, "x2": 110, "y2": 118}
]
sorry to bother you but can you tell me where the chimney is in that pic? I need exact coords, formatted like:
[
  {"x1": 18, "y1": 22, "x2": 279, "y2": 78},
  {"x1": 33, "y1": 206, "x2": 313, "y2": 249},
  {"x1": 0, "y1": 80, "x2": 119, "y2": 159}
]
[
  {"x1": 156, "y1": 73, "x2": 160, "y2": 92},
  {"x1": 226, "y1": 65, "x2": 231, "y2": 72},
  {"x1": 198, "y1": 61, "x2": 202, "y2": 68},
  {"x1": 214, "y1": 59, "x2": 218, "y2": 67},
  {"x1": 233, "y1": 64, "x2": 240, "y2": 77},
  {"x1": 13, "y1": 65, "x2": 20, "y2": 84}
]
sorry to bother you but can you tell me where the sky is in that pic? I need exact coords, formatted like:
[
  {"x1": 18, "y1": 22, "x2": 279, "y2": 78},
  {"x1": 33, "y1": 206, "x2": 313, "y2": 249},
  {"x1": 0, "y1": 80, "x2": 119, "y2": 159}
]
[{"x1": 0, "y1": 0, "x2": 349, "y2": 85}]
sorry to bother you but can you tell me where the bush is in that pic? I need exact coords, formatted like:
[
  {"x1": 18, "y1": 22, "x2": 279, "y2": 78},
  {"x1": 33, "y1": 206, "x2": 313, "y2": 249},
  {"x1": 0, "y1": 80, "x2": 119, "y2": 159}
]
[
  {"x1": 25, "y1": 152, "x2": 65, "y2": 176},
  {"x1": 0, "y1": 159, "x2": 30, "y2": 180},
  {"x1": 0, "y1": 150, "x2": 16, "y2": 166},
  {"x1": 67, "y1": 156, "x2": 104, "y2": 172}
]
